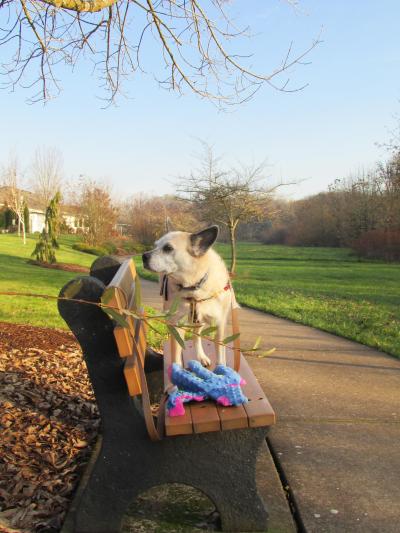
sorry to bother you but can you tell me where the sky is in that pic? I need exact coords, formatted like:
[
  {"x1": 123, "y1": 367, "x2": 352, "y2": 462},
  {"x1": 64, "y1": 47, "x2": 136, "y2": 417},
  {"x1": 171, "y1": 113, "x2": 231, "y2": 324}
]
[{"x1": 1, "y1": 0, "x2": 400, "y2": 201}]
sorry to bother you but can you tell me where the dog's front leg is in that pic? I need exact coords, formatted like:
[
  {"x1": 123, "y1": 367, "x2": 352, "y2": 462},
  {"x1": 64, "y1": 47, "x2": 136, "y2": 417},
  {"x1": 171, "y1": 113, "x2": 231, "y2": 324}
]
[
  {"x1": 194, "y1": 324, "x2": 211, "y2": 367},
  {"x1": 215, "y1": 319, "x2": 226, "y2": 366}
]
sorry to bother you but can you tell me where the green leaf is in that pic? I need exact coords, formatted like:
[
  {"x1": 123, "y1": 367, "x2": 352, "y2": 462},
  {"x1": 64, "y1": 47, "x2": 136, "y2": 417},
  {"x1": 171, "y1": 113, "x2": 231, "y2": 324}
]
[
  {"x1": 257, "y1": 347, "x2": 276, "y2": 358},
  {"x1": 101, "y1": 288, "x2": 114, "y2": 305},
  {"x1": 200, "y1": 326, "x2": 218, "y2": 337},
  {"x1": 63, "y1": 279, "x2": 83, "y2": 299},
  {"x1": 167, "y1": 325, "x2": 185, "y2": 349},
  {"x1": 252, "y1": 336, "x2": 262, "y2": 350},
  {"x1": 124, "y1": 309, "x2": 141, "y2": 320},
  {"x1": 223, "y1": 332, "x2": 240, "y2": 344},
  {"x1": 146, "y1": 320, "x2": 165, "y2": 336},
  {"x1": 166, "y1": 296, "x2": 180, "y2": 317},
  {"x1": 104, "y1": 308, "x2": 129, "y2": 328}
]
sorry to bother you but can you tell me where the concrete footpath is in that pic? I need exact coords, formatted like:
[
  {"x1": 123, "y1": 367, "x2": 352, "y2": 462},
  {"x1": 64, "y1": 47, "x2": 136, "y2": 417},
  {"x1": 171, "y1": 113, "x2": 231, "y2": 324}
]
[{"x1": 141, "y1": 279, "x2": 400, "y2": 533}]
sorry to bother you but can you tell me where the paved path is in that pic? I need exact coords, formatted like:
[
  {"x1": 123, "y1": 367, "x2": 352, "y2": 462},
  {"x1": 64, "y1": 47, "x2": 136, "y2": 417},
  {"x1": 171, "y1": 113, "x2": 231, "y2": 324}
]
[{"x1": 141, "y1": 279, "x2": 400, "y2": 533}]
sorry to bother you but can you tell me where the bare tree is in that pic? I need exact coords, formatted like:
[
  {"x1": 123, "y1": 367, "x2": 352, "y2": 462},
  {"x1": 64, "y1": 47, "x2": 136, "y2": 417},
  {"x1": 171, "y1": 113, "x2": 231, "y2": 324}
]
[
  {"x1": 30, "y1": 146, "x2": 63, "y2": 209},
  {"x1": 176, "y1": 143, "x2": 284, "y2": 273},
  {"x1": 0, "y1": 0, "x2": 320, "y2": 104},
  {"x1": 78, "y1": 178, "x2": 117, "y2": 245},
  {"x1": 124, "y1": 193, "x2": 201, "y2": 245},
  {"x1": 1, "y1": 154, "x2": 27, "y2": 244}
]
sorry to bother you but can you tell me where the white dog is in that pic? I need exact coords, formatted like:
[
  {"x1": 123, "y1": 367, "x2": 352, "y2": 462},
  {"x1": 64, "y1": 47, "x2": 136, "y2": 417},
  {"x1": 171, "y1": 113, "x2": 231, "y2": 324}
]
[{"x1": 142, "y1": 226, "x2": 234, "y2": 367}]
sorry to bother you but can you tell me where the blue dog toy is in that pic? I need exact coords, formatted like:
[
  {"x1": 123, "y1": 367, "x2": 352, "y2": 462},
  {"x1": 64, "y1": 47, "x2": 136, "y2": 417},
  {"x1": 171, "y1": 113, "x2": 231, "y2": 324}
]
[{"x1": 167, "y1": 360, "x2": 248, "y2": 417}]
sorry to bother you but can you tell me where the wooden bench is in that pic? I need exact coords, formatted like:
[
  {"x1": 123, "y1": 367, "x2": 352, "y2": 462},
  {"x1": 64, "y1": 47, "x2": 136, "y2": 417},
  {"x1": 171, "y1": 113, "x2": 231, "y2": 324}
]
[{"x1": 58, "y1": 255, "x2": 275, "y2": 533}]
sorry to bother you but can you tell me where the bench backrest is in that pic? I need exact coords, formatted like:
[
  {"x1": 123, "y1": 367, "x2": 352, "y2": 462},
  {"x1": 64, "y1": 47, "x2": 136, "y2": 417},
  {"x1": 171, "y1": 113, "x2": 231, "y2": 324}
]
[
  {"x1": 101, "y1": 258, "x2": 147, "y2": 397},
  {"x1": 101, "y1": 258, "x2": 165, "y2": 440}
]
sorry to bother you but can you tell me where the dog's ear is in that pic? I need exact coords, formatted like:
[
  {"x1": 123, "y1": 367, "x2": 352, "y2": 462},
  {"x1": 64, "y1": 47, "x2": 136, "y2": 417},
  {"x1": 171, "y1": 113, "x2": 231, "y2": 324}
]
[
  {"x1": 165, "y1": 217, "x2": 174, "y2": 233},
  {"x1": 190, "y1": 226, "x2": 219, "y2": 256}
]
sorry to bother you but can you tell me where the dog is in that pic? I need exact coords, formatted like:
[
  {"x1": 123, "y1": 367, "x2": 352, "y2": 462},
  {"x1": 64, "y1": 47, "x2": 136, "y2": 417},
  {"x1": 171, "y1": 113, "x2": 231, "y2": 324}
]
[{"x1": 142, "y1": 226, "x2": 235, "y2": 367}]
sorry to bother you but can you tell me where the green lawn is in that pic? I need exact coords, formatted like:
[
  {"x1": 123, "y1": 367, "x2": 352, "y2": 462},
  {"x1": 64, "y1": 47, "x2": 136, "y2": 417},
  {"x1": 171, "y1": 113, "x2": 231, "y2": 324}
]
[
  {"x1": 0, "y1": 234, "x2": 93, "y2": 328},
  {"x1": 0, "y1": 233, "x2": 166, "y2": 346},
  {"x1": 1, "y1": 235, "x2": 399, "y2": 357},
  {"x1": 136, "y1": 243, "x2": 400, "y2": 358}
]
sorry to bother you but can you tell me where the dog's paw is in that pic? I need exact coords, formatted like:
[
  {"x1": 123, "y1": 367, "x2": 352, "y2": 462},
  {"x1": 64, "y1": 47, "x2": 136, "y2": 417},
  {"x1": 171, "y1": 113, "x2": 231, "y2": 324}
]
[{"x1": 199, "y1": 354, "x2": 211, "y2": 367}]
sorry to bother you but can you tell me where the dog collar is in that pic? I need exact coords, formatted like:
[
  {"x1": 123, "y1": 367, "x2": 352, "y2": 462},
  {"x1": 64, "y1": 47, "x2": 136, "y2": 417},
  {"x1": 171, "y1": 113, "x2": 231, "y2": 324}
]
[
  {"x1": 161, "y1": 274, "x2": 230, "y2": 302},
  {"x1": 160, "y1": 273, "x2": 208, "y2": 301},
  {"x1": 176, "y1": 272, "x2": 208, "y2": 292}
]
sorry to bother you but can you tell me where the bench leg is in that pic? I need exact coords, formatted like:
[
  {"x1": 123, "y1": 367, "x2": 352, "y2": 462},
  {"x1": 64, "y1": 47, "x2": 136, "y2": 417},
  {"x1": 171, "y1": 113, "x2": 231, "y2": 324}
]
[
  {"x1": 74, "y1": 452, "x2": 149, "y2": 533},
  {"x1": 161, "y1": 427, "x2": 269, "y2": 532}
]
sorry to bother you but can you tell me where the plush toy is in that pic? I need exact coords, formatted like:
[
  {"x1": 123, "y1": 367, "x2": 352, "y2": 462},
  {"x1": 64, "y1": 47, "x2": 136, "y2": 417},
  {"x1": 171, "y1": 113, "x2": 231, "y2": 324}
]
[{"x1": 167, "y1": 360, "x2": 248, "y2": 417}]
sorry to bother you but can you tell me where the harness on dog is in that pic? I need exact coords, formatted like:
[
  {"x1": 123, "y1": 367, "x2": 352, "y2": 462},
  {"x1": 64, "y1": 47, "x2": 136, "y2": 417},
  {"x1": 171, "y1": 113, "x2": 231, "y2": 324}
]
[
  {"x1": 161, "y1": 272, "x2": 209, "y2": 301},
  {"x1": 185, "y1": 282, "x2": 231, "y2": 324},
  {"x1": 160, "y1": 273, "x2": 231, "y2": 323}
]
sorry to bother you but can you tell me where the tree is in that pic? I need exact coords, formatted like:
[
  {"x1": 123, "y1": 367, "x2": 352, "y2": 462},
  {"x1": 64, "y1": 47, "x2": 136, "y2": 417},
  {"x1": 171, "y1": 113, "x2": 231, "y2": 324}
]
[
  {"x1": 0, "y1": 1, "x2": 319, "y2": 104},
  {"x1": 31, "y1": 192, "x2": 61, "y2": 263},
  {"x1": 46, "y1": 191, "x2": 61, "y2": 247},
  {"x1": 31, "y1": 229, "x2": 56, "y2": 263},
  {"x1": 30, "y1": 147, "x2": 63, "y2": 209},
  {"x1": 1, "y1": 155, "x2": 27, "y2": 244},
  {"x1": 176, "y1": 143, "x2": 283, "y2": 273},
  {"x1": 23, "y1": 202, "x2": 30, "y2": 233},
  {"x1": 78, "y1": 179, "x2": 117, "y2": 245},
  {"x1": 284, "y1": 193, "x2": 340, "y2": 247},
  {"x1": 124, "y1": 194, "x2": 201, "y2": 245}
]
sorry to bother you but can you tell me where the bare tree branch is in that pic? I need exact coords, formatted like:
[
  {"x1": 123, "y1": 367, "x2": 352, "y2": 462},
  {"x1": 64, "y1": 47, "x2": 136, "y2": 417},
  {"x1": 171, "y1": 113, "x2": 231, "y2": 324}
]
[
  {"x1": 174, "y1": 141, "x2": 295, "y2": 273},
  {"x1": 0, "y1": 0, "x2": 320, "y2": 105}
]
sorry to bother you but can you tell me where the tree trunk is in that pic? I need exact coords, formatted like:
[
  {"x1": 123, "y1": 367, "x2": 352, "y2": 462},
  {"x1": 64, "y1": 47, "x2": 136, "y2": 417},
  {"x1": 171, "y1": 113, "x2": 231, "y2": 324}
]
[
  {"x1": 21, "y1": 220, "x2": 26, "y2": 245},
  {"x1": 229, "y1": 224, "x2": 237, "y2": 275}
]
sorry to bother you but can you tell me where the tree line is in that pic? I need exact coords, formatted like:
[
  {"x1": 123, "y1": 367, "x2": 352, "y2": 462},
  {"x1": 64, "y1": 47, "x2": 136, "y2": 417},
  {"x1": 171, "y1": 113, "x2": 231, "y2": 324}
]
[
  {"x1": 261, "y1": 150, "x2": 400, "y2": 260},
  {"x1": 2, "y1": 141, "x2": 400, "y2": 269}
]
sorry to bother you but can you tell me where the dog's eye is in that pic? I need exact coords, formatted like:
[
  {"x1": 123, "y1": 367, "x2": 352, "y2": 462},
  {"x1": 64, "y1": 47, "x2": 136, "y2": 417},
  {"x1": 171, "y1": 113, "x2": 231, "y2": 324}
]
[{"x1": 163, "y1": 244, "x2": 173, "y2": 253}]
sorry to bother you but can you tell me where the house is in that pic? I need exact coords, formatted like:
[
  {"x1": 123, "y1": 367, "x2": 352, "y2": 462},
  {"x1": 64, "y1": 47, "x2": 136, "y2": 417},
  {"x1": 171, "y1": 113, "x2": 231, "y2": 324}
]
[{"x1": 0, "y1": 186, "x2": 84, "y2": 233}]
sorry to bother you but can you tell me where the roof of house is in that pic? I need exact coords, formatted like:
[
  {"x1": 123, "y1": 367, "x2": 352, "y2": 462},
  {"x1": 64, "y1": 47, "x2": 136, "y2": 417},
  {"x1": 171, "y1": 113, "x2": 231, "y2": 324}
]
[{"x1": 0, "y1": 187, "x2": 81, "y2": 216}]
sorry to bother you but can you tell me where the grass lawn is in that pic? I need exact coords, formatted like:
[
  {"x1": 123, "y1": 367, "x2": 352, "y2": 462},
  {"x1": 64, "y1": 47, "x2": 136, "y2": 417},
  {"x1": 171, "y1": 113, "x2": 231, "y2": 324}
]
[
  {"x1": 0, "y1": 234, "x2": 166, "y2": 347},
  {"x1": 136, "y1": 243, "x2": 400, "y2": 358},
  {"x1": 1, "y1": 234, "x2": 399, "y2": 357},
  {"x1": 0, "y1": 234, "x2": 93, "y2": 328}
]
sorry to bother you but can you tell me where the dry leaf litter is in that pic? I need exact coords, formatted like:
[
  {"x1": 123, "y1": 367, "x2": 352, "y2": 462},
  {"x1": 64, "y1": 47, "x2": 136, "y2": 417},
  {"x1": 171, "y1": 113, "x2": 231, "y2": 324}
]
[{"x1": 0, "y1": 322, "x2": 100, "y2": 533}]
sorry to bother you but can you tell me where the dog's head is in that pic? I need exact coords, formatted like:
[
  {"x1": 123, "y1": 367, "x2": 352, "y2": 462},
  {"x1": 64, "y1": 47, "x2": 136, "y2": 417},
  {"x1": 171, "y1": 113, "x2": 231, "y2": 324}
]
[{"x1": 142, "y1": 226, "x2": 219, "y2": 274}]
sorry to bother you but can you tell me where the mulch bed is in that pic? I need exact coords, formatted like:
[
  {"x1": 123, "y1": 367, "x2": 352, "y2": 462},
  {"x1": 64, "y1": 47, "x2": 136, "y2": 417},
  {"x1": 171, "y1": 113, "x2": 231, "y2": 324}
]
[
  {"x1": 0, "y1": 322, "x2": 99, "y2": 533},
  {"x1": 27, "y1": 261, "x2": 89, "y2": 274}
]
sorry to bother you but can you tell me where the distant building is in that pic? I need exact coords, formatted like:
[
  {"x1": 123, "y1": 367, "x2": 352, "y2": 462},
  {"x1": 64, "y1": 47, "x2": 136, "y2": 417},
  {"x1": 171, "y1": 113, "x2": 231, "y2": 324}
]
[{"x1": 0, "y1": 186, "x2": 84, "y2": 233}]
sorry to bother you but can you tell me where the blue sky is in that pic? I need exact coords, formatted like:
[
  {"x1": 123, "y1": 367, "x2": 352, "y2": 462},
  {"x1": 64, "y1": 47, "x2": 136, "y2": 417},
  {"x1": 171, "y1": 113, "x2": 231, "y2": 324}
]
[{"x1": 1, "y1": 0, "x2": 400, "y2": 200}]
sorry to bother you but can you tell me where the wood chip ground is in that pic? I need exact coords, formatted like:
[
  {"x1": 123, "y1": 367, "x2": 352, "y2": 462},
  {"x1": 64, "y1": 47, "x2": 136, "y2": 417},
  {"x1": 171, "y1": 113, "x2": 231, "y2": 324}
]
[{"x1": 0, "y1": 322, "x2": 99, "y2": 533}]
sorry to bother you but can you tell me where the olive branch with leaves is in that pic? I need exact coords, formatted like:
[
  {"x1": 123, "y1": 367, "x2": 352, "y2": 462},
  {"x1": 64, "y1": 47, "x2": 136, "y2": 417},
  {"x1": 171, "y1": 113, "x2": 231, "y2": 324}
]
[{"x1": 0, "y1": 278, "x2": 275, "y2": 358}]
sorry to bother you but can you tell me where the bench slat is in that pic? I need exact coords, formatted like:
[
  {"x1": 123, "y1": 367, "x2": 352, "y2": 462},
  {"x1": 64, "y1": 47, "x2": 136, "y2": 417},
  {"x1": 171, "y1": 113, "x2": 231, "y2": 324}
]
[
  {"x1": 107, "y1": 259, "x2": 136, "y2": 304},
  {"x1": 114, "y1": 326, "x2": 133, "y2": 357},
  {"x1": 103, "y1": 265, "x2": 143, "y2": 395},
  {"x1": 123, "y1": 355, "x2": 141, "y2": 396},
  {"x1": 216, "y1": 404, "x2": 249, "y2": 431},
  {"x1": 226, "y1": 350, "x2": 276, "y2": 427},
  {"x1": 190, "y1": 402, "x2": 221, "y2": 433},
  {"x1": 182, "y1": 341, "x2": 221, "y2": 434},
  {"x1": 103, "y1": 286, "x2": 133, "y2": 360}
]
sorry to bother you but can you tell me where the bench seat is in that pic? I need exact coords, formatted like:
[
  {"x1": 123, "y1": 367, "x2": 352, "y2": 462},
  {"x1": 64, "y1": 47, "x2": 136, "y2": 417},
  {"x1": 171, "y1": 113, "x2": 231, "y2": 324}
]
[{"x1": 164, "y1": 339, "x2": 275, "y2": 436}]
